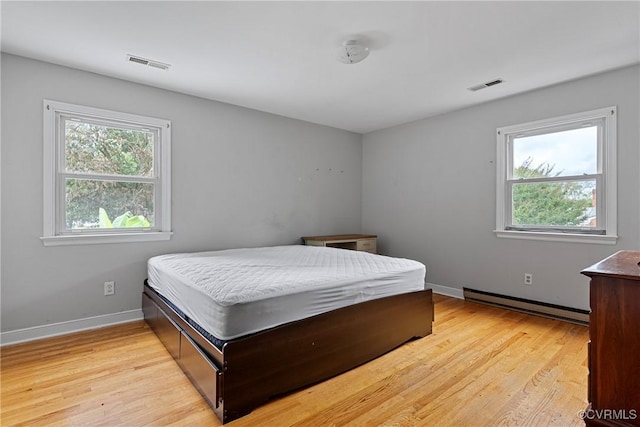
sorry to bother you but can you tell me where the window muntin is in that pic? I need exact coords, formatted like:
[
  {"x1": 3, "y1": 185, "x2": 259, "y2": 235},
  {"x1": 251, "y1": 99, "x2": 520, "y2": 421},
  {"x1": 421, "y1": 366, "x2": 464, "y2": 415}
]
[
  {"x1": 496, "y1": 107, "x2": 616, "y2": 243},
  {"x1": 43, "y1": 100, "x2": 171, "y2": 245}
]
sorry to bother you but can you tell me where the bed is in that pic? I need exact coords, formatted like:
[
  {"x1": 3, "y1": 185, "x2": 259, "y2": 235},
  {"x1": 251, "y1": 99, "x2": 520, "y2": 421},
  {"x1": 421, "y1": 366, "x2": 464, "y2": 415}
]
[{"x1": 142, "y1": 245, "x2": 433, "y2": 424}]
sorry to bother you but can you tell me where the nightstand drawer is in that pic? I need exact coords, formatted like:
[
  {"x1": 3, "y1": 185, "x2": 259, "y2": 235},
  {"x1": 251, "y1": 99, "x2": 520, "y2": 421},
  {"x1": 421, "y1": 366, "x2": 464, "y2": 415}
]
[
  {"x1": 302, "y1": 234, "x2": 377, "y2": 254},
  {"x1": 356, "y1": 239, "x2": 377, "y2": 254}
]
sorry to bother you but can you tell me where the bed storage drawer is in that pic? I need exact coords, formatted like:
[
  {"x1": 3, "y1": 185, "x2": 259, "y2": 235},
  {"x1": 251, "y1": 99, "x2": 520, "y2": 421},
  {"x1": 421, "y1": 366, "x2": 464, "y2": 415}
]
[
  {"x1": 156, "y1": 308, "x2": 181, "y2": 359},
  {"x1": 142, "y1": 293, "x2": 180, "y2": 360},
  {"x1": 179, "y1": 331, "x2": 222, "y2": 410},
  {"x1": 142, "y1": 291, "x2": 157, "y2": 321}
]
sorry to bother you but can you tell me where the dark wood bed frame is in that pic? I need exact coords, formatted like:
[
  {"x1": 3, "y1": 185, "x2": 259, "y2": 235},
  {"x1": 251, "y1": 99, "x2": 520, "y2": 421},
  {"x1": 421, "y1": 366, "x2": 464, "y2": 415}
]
[{"x1": 142, "y1": 282, "x2": 433, "y2": 424}]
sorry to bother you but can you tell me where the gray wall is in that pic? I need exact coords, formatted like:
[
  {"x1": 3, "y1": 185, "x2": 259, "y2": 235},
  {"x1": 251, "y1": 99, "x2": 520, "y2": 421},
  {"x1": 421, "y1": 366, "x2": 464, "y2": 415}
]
[
  {"x1": 363, "y1": 65, "x2": 640, "y2": 310},
  {"x1": 2, "y1": 53, "x2": 638, "y2": 334},
  {"x1": 1, "y1": 53, "x2": 363, "y2": 332}
]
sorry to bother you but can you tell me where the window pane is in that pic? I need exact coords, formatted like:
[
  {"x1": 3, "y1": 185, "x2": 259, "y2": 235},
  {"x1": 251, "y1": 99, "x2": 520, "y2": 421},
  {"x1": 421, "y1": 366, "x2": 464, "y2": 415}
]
[
  {"x1": 65, "y1": 179, "x2": 154, "y2": 230},
  {"x1": 513, "y1": 126, "x2": 597, "y2": 178},
  {"x1": 512, "y1": 179, "x2": 596, "y2": 227},
  {"x1": 65, "y1": 120, "x2": 154, "y2": 177}
]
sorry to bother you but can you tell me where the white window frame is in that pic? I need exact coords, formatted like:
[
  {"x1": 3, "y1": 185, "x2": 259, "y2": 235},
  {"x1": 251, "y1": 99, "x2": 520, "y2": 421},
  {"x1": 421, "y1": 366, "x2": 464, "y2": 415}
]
[
  {"x1": 42, "y1": 100, "x2": 172, "y2": 246},
  {"x1": 495, "y1": 106, "x2": 617, "y2": 244}
]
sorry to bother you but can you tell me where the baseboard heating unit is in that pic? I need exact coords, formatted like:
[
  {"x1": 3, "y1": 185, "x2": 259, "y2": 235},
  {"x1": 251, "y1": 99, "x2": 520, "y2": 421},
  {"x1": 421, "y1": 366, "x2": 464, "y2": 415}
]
[{"x1": 463, "y1": 288, "x2": 589, "y2": 326}]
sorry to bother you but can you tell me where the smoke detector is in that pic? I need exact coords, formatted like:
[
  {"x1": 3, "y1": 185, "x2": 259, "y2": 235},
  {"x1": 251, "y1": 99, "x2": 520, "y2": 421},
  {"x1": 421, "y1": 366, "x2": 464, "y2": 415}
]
[{"x1": 337, "y1": 40, "x2": 370, "y2": 64}]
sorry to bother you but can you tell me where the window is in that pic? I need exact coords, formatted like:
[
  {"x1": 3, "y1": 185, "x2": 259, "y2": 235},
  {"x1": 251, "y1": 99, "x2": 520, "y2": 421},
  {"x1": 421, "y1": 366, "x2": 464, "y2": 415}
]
[
  {"x1": 42, "y1": 100, "x2": 172, "y2": 246},
  {"x1": 495, "y1": 107, "x2": 617, "y2": 244}
]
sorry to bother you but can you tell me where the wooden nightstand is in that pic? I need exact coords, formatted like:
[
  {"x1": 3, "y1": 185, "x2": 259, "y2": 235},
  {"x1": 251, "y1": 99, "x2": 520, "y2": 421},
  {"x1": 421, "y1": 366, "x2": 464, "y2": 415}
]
[{"x1": 301, "y1": 234, "x2": 377, "y2": 254}]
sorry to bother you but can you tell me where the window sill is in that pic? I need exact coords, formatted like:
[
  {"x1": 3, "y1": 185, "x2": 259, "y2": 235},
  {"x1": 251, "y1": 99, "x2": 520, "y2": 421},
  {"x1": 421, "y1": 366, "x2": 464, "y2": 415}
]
[
  {"x1": 494, "y1": 230, "x2": 617, "y2": 245},
  {"x1": 41, "y1": 231, "x2": 173, "y2": 247}
]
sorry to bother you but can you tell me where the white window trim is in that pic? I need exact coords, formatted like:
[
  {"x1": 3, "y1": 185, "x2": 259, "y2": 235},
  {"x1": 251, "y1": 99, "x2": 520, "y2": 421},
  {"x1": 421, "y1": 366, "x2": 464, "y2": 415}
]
[
  {"x1": 495, "y1": 106, "x2": 617, "y2": 245},
  {"x1": 42, "y1": 100, "x2": 172, "y2": 246}
]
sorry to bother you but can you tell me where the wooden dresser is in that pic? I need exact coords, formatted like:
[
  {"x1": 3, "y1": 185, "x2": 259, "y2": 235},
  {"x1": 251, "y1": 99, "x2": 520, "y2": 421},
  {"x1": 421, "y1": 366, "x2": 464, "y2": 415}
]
[
  {"x1": 581, "y1": 251, "x2": 640, "y2": 427},
  {"x1": 301, "y1": 234, "x2": 377, "y2": 254}
]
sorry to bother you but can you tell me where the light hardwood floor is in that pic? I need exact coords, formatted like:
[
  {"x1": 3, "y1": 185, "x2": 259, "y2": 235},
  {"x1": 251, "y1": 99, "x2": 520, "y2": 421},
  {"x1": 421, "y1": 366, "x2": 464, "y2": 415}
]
[{"x1": 1, "y1": 294, "x2": 589, "y2": 426}]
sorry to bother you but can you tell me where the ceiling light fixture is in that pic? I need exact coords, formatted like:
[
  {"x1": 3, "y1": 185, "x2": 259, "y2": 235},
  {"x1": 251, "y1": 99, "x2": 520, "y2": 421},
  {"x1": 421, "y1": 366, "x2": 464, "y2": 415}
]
[{"x1": 337, "y1": 40, "x2": 370, "y2": 64}]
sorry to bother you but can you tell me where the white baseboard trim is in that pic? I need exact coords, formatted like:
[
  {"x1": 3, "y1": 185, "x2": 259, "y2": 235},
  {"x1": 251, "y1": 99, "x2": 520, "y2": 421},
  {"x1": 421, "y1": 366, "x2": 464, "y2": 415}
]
[
  {"x1": 426, "y1": 282, "x2": 464, "y2": 299},
  {"x1": 0, "y1": 309, "x2": 143, "y2": 347}
]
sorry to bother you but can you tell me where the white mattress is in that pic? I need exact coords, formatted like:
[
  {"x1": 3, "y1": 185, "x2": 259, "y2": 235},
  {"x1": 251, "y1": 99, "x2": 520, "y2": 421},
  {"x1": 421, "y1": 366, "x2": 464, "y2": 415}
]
[{"x1": 147, "y1": 245, "x2": 426, "y2": 340}]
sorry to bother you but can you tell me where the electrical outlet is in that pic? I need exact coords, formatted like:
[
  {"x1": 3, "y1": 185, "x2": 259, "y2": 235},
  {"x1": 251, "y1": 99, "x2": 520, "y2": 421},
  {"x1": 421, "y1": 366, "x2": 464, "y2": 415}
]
[
  {"x1": 104, "y1": 281, "x2": 115, "y2": 296},
  {"x1": 524, "y1": 273, "x2": 533, "y2": 286}
]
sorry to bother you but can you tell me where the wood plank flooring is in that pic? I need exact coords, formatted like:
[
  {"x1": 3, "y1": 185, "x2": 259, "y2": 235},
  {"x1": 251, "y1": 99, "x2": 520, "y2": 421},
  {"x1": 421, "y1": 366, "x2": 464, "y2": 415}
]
[{"x1": 1, "y1": 294, "x2": 589, "y2": 426}]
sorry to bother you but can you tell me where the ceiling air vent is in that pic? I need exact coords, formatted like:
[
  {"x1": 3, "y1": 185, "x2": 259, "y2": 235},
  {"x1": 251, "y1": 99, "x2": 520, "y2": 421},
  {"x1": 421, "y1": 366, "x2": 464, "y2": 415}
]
[
  {"x1": 127, "y1": 54, "x2": 171, "y2": 71},
  {"x1": 468, "y1": 78, "x2": 504, "y2": 92}
]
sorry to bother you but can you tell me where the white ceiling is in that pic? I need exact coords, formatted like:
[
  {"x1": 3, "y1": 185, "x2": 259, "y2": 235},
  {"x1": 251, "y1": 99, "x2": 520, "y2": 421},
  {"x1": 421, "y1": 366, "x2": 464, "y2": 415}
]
[{"x1": 2, "y1": 1, "x2": 639, "y2": 134}]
